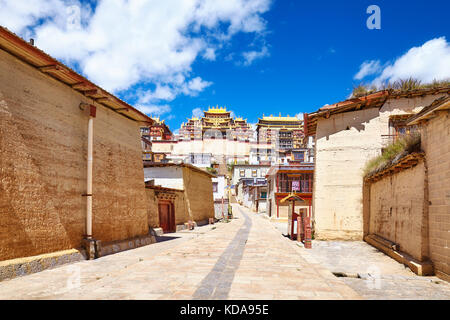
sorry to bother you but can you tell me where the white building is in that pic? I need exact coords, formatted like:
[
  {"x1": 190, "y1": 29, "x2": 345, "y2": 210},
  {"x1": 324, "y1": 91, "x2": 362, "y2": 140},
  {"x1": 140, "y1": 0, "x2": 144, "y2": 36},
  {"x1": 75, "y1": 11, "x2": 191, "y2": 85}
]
[{"x1": 231, "y1": 164, "x2": 271, "y2": 186}]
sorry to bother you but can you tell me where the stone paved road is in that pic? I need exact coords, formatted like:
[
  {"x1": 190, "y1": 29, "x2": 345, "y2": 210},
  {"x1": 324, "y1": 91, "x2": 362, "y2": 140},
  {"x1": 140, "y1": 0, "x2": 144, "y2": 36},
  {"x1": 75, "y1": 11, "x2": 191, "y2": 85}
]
[
  {"x1": 272, "y1": 222, "x2": 450, "y2": 300},
  {"x1": 0, "y1": 204, "x2": 360, "y2": 300}
]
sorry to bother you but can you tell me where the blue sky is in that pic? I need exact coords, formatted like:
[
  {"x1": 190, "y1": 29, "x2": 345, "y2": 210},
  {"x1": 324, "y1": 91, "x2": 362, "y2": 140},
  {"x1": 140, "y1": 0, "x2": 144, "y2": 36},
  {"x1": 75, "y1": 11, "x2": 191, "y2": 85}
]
[
  {"x1": 166, "y1": 0, "x2": 449, "y2": 129},
  {"x1": 1, "y1": 0, "x2": 449, "y2": 132}
]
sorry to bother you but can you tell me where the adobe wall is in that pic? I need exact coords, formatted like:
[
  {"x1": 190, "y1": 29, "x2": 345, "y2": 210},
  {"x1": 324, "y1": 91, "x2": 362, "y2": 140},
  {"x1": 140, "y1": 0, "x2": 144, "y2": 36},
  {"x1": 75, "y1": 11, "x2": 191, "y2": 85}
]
[
  {"x1": 314, "y1": 95, "x2": 444, "y2": 240},
  {"x1": 314, "y1": 108, "x2": 383, "y2": 240},
  {"x1": 0, "y1": 48, "x2": 148, "y2": 261},
  {"x1": 421, "y1": 112, "x2": 450, "y2": 280},
  {"x1": 367, "y1": 161, "x2": 428, "y2": 261},
  {"x1": 146, "y1": 189, "x2": 160, "y2": 228},
  {"x1": 145, "y1": 188, "x2": 189, "y2": 228},
  {"x1": 182, "y1": 168, "x2": 215, "y2": 222}
]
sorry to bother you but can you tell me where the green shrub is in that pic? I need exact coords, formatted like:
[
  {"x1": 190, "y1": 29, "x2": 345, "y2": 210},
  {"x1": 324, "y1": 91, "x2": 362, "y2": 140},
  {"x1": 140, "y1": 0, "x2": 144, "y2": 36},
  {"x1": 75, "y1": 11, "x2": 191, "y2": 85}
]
[
  {"x1": 363, "y1": 132, "x2": 421, "y2": 177},
  {"x1": 351, "y1": 83, "x2": 377, "y2": 98}
]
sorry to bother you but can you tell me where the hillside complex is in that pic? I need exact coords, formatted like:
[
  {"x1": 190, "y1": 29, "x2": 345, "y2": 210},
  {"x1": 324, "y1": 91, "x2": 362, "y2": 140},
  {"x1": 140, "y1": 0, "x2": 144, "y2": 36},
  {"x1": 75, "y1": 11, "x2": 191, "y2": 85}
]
[
  {"x1": 179, "y1": 106, "x2": 253, "y2": 141},
  {"x1": 256, "y1": 114, "x2": 304, "y2": 150}
]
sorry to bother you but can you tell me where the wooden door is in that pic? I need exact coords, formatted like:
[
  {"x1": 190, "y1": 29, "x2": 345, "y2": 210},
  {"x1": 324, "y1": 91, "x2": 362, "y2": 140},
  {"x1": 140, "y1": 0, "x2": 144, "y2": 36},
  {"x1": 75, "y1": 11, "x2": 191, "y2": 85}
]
[{"x1": 158, "y1": 201, "x2": 175, "y2": 233}]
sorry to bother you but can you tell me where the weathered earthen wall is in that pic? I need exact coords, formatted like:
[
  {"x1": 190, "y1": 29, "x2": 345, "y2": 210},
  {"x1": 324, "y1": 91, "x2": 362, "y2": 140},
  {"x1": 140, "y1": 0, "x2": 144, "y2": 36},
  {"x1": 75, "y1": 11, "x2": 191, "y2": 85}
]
[
  {"x1": 314, "y1": 108, "x2": 383, "y2": 240},
  {"x1": 146, "y1": 189, "x2": 160, "y2": 228},
  {"x1": 367, "y1": 162, "x2": 428, "y2": 261},
  {"x1": 421, "y1": 112, "x2": 450, "y2": 280},
  {"x1": 314, "y1": 95, "x2": 445, "y2": 240},
  {"x1": 0, "y1": 49, "x2": 148, "y2": 261},
  {"x1": 145, "y1": 188, "x2": 189, "y2": 228},
  {"x1": 173, "y1": 192, "x2": 190, "y2": 225},
  {"x1": 182, "y1": 168, "x2": 214, "y2": 222}
]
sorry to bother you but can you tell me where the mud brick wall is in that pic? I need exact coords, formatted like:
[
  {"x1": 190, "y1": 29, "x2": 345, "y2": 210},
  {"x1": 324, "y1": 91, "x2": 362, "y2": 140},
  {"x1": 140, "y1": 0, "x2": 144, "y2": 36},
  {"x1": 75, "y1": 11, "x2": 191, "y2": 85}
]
[
  {"x1": 146, "y1": 189, "x2": 160, "y2": 228},
  {"x1": 366, "y1": 161, "x2": 428, "y2": 261},
  {"x1": 421, "y1": 112, "x2": 450, "y2": 280},
  {"x1": 313, "y1": 95, "x2": 445, "y2": 240},
  {"x1": 0, "y1": 49, "x2": 148, "y2": 261},
  {"x1": 182, "y1": 168, "x2": 214, "y2": 222},
  {"x1": 145, "y1": 188, "x2": 189, "y2": 228}
]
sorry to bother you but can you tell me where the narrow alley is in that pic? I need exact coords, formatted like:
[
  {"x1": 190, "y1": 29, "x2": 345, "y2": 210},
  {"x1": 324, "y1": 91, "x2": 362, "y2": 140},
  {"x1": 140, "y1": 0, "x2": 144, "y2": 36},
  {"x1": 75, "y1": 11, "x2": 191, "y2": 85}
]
[{"x1": 0, "y1": 204, "x2": 359, "y2": 300}]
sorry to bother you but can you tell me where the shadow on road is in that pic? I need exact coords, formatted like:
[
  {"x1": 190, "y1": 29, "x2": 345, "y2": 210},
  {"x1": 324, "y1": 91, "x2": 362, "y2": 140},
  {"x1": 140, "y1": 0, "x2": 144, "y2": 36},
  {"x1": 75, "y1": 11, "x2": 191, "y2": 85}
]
[
  {"x1": 192, "y1": 206, "x2": 252, "y2": 300},
  {"x1": 155, "y1": 235, "x2": 181, "y2": 243}
]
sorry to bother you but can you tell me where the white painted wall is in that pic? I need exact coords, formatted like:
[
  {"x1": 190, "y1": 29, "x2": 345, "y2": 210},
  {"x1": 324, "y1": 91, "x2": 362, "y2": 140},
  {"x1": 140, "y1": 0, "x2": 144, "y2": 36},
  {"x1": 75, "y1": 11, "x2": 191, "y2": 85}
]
[
  {"x1": 232, "y1": 165, "x2": 270, "y2": 186},
  {"x1": 212, "y1": 175, "x2": 226, "y2": 200},
  {"x1": 144, "y1": 166, "x2": 184, "y2": 190}
]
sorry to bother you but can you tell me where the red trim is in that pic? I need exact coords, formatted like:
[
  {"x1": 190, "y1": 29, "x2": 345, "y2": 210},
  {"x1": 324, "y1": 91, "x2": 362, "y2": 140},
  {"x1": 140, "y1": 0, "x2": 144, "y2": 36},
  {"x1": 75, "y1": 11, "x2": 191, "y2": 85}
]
[{"x1": 304, "y1": 113, "x2": 309, "y2": 137}]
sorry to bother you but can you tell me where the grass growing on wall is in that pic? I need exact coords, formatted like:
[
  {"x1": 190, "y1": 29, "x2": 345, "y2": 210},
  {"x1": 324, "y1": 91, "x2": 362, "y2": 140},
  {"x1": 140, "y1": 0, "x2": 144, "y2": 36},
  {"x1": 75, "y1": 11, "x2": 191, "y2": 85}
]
[
  {"x1": 352, "y1": 78, "x2": 450, "y2": 98},
  {"x1": 363, "y1": 132, "x2": 422, "y2": 178}
]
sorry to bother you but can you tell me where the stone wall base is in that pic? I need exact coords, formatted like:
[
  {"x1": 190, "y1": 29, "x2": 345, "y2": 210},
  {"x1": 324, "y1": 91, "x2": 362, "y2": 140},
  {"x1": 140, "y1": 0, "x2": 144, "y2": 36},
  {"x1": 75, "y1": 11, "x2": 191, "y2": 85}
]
[
  {"x1": 0, "y1": 249, "x2": 86, "y2": 282},
  {"x1": 97, "y1": 234, "x2": 156, "y2": 258},
  {"x1": 436, "y1": 270, "x2": 450, "y2": 282},
  {"x1": 315, "y1": 229, "x2": 363, "y2": 241},
  {"x1": 365, "y1": 234, "x2": 434, "y2": 276},
  {"x1": 149, "y1": 227, "x2": 164, "y2": 237},
  {"x1": 195, "y1": 219, "x2": 210, "y2": 227},
  {"x1": 175, "y1": 219, "x2": 215, "y2": 232}
]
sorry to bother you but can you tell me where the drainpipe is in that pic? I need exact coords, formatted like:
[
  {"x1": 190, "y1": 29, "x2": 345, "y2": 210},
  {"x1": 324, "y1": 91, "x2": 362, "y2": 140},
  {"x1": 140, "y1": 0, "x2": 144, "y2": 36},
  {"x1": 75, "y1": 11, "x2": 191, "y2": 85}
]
[
  {"x1": 80, "y1": 103, "x2": 97, "y2": 259},
  {"x1": 86, "y1": 114, "x2": 94, "y2": 238}
]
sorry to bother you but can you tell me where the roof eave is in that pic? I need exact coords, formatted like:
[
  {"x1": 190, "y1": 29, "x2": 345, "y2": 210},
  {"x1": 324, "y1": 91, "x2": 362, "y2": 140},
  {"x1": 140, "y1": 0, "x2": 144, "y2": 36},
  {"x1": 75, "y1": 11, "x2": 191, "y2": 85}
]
[{"x1": 0, "y1": 26, "x2": 153, "y2": 124}]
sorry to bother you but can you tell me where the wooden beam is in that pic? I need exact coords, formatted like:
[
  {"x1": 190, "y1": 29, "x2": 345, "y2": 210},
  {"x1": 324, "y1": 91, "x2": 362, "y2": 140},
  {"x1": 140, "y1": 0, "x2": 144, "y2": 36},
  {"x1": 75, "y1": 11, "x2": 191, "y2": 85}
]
[
  {"x1": 84, "y1": 89, "x2": 99, "y2": 96},
  {"x1": 95, "y1": 97, "x2": 110, "y2": 103},
  {"x1": 39, "y1": 65, "x2": 62, "y2": 72},
  {"x1": 71, "y1": 82, "x2": 87, "y2": 90}
]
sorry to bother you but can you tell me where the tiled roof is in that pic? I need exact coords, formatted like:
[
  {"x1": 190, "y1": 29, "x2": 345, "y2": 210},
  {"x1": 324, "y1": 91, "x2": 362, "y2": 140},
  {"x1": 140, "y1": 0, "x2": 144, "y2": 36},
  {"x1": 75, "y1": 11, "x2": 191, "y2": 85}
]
[
  {"x1": 305, "y1": 87, "x2": 450, "y2": 136},
  {"x1": 407, "y1": 95, "x2": 450, "y2": 125},
  {"x1": 0, "y1": 26, "x2": 153, "y2": 124}
]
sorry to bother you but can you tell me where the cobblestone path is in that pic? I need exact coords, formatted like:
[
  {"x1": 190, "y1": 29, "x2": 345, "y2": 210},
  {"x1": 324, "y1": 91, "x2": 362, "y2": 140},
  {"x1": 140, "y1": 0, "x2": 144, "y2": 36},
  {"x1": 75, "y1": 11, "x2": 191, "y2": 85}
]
[
  {"x1": 272, "y1": 222, "x2": 450, "y2": 300},
  {"x1": 0, "y1": 204, "x2": 360, "y2": 300}
]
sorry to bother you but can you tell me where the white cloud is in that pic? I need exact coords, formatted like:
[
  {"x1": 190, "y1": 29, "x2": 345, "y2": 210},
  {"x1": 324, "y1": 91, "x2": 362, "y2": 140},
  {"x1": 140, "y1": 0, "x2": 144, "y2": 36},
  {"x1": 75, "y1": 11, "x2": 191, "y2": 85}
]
[
  {"x1": 242, "y1": 45, "x2": 269, "y2": 66},
  {"x1": 138, "y1": 84, "x2": 177, "y2": 104},
  {"x1": 183, "y1": 77, "x2": 213, "y2": 96},
  {"x1": 0, "y1": 0, "x2": 70, "y2": 33},
  {"x1": 354, "y1": 60, "x2": 382, "y2": 80},
  {"x1": 373, "y1": 37, "x2": 450, "y2": 85},
  {"x1": 136, "y1": 104, "x2": 171, "y2": 117},
  {"x1": 203, "y1": 47, "x2": 216, "y2": 61},
  {"x1": 192, "y1": 107, "x2": 203, "y2": 118},
  {"x1": 355, "y1": 38, "x2": 450, "y2": 85},
  {"x1": 137, "y1": 76, "x2": 211, "y2": 108},
  {"x1": 295, "y1": 113, "x2": 304, "y2": 121},
  {"x1": 1, "y1": 0, "x2": 272, "y2": 104}
]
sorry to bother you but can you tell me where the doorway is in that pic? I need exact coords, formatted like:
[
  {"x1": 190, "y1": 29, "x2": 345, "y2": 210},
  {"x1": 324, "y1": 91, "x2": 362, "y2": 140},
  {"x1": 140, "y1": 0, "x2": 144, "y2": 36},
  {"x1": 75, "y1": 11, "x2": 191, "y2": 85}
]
[{"x1": 158, "y1": 201, "x2": 175, "y2": 233}]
